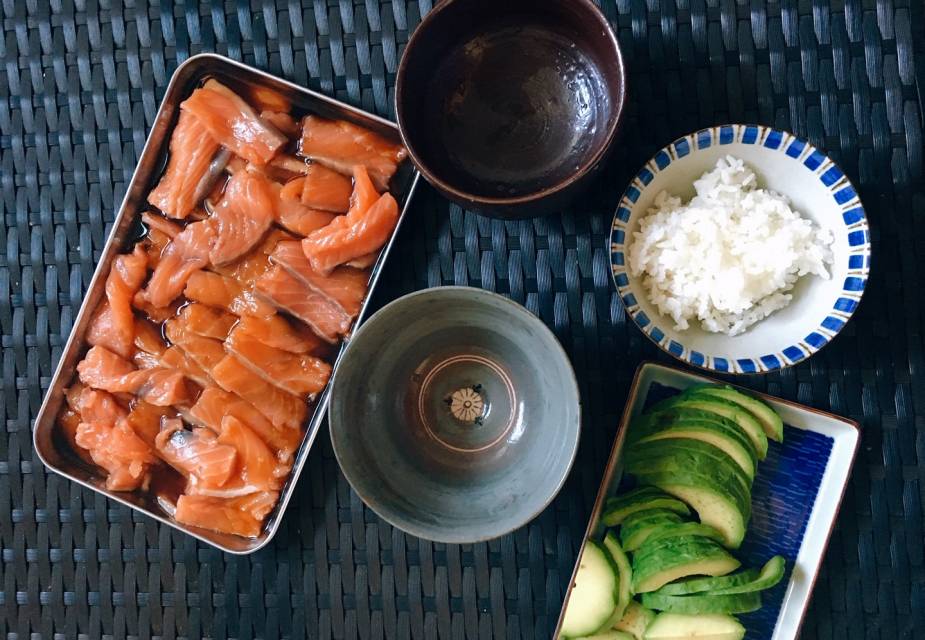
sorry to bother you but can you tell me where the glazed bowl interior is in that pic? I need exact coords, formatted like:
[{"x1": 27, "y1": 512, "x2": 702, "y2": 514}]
[
  {"x1": 396, "y1": 0, "x2": 624, "y2": 215},
  {"x1": 610, "y1": 125, "x2": 871, "y2": 374},
  {"x1": 329, "y1": 287, "x2": 581, "y2": 543}
]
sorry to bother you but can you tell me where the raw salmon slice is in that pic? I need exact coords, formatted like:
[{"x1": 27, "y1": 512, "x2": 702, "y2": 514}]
[
  {"x1": 78, "y1": 346, "x2": 190, "y2": 406},
  {"x1": 225, "y1": 325, "x2": 332, "y2": 396},
  {"x1": 142, "y1": 211, "x2": 181, "y2": 238},
  {"x1": 134, "y1": 317, "x2": 168, "y2": 356},
  {"x1": 124, "y1": 401, "x2": 173, "y2": 448},
  {"x1": 292, "y1": 163, "x2": 353, "y2": 213},
  {"x1": 345, "y1": 252, "x2": 379, "y2": 269},
  {"x1": 301, "y1": 168, "x2": 399, "y2": 275},
  {"x1": 255, "y1": 265, "x2": 352, "y2": 342},
  {"x1": 232, "y1": 490, "x2": 280, "y2": 520},
  {"x1": 189, "y1": 387, "x2": 302, "y2": 460},
  {"x1": 177, "y1": 304, "x2": 236, "y2": 340},
  {"x1": 159, "y1": 346, "x2": 214, "y2": 388},
  {"x1": 148, "y1": 109, "x2": 226, "y2": 219},
  {"x1": 58, "y1": 407, "x2": 96, "y2": 466},
  {"x1": 86, "y1": 246, "x2": 148, "y2": 359},
  {"x1": 141, "y1": 228, "x2": 171, "y2": 269},
  {"x1": 210, "y1": 354, "x2": 307, "y2": 431},
  {"x1": 76, "y1": 419, "x2": 158, "y2": 491},
  {"x1": 233, "y1": 314, "x2": 328, "y2": 356},
  {"x1": 155, "y1": 418, "x2": 238, "y2": 489},
  {"x1": 299, "y1": 115, "x2": 407, "y2": 191},
  {"x1": 249, "y1": 85, "x2": 290, "y2": 112},
  {"x1": 274, "y1": 191, "x2": 337, "y2": 237},
  {"x1": 184, "y1": 270, "x2": 276, "y2": 318},
  {"x1": 164, "y1": 318, "x2": 228, "y2": 374},
  {"x1": 210, "y1": 227, "x2": 289, "y2": 283},
  {"x1": 181, "y1": 79, "x2": 287, "y2": 166},
  {"x1": 265, "y1": 155, "x2": 309, "y2": 182},
  {"x1": 142, "y1": 219, "x2": 215, "y2": 308},
  {"x1": 74, "y1": 386, "x2": 128, "y2": 423},
  {"x1": 132, "y1": 292, "x2": 182, "y2": 323},
  {"x1": 174, "y1": 494, "x2": 263, "y2": 538},
  {"x1": 217, "y1": 415, "x2": 280, "y2": 492},
  {"x1": 271, "y1": 241, "x2": 368, "y2": 317},
  {"x1": 208, "y1": 170, "x2": 276, "y2": 266},
  {"x1": 260, "y1": 111, "x2": 300, "y2": 137}
]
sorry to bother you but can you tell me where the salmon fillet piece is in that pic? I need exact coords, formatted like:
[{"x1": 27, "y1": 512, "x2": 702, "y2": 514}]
[
  {"x1": 181, "y1": 80, "x2": 287, "y2": 166},
  {"x1": 141, "y1": 228, "x2": 171, "y2": 269},
  {"x1": 142, "y1": 219, "x2": 215, "y2": 308},
  {"x1": 215, "y1": 415, "x2": 281, "y2": 493},
  {"x1": 232, "y1": 490, "x2": 280, "y2": 520},
  {"x1": 86, "y1": 246, "x2": 148, "y2": 359},
  {"x1": 271, "y1": 240, "x2": 368, "y2": 317},
  {"x1": 132, "y1": 292, "x2": 183, "y2": 323},
  {"x1": 209, "y1": 170, "x2": 276, "y2": 266},
  {"x1": 233, "y1": 314, "x2": 328, "y2": 356},
  {"x1": 58, "y1": 407, "x2": 96, "y2": 466},
  {"x1": 78, "y1": 346, "x2": 190, "y2": 407},
  {"x1": 274, "y1": 194, "x2": 337, "y2": 237},
  {"x1": 282, "y1": 163, "x2": 353, "y2": 213},
  {"x1": 123, "y1": 401, "x2": 173, "y2": 448},
  {"x1": 249, "y1": 85, "x2": 290, "y2": 112},
  {"x1": 225, "y1": 324, "x2": 332, "y2": 396},
  {"x1": 134, "y1": 317, "x2": 168, "y2": 357},
  {"x1": 260, "y1": 111, "x2": 300, "y2": 138},
  {"x1": 177, "y1": 304, "x2": 237, "y2": 340},
  {"x1": 174, "y1": 494, "x2": 264, "y2": 538},
  {"x1": 299, "y1": 115, "x2": 407, "y2": 191},
  {"x1": 301, "y1": 167, "x2": 399, "y2": 275},
  {"x1": 189, "y1": 387, "x2": 302, "y2": 460},
  {"x1": 159, "y1": 346, "x2": 214, "y2": 388},
  {"x1": 155, "y1": 418, "x2": 238, "y2": 489},
  {"x1": 184, "y1": 270, "x2": 276, "y2": 318},
  {"x1": 209, "y1": 227, "x2": 289, "y2": 283},
  {"x1": 142, "y1": 211, "x2": 182, "y2": 238},
  {"x1": 211, "y1": 354, "x2": 307, "y2": 431},
  {"x1": 148, "y1": 109, "x2": 227, "y2": 219},
  {"x1": 255, "y1": 265, "x2": 352, "y2": 342},
  {"x1": 345, "y1": 252, "x2": 379, "y2": 269},
  {"x1": 164, "y1": 317, "x2": 228, "y2": 374}
]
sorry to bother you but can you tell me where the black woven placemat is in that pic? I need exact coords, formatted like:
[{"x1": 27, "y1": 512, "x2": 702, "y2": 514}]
[{"x1": 3, "y1": 1, "x2": 924, "y2": 638}]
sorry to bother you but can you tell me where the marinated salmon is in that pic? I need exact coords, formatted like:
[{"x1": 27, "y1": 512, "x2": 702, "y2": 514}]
[
  {"x1": 142, "y1": 211, "x2": 181, "y2": 238},
  {"x1": 299, "y1": 115, "x2": 407, "y2": 191},
  {"x1": 141, "y1": 228, "x2": 172, "y2": 268},
  {"x1": 182, "y1": 80, "x2": 287, "y2": 166},
  {"x1": 58, "y1": 407, "x2": 96, "y2": 466},
  {"x1": 189, "y1": 387, "x2": 302, "y2": 460},
  {"x1": 275, "y1": 196, "x2": 337, "y2": 237},
  {"x1": 132, "y1": 292, "x2": 183, "y2": 323},
  {"x1": 233, "y1": 314, "x2": 327, "y2": 356},
  {"x1": 155, "y1": 418, "x2": 238, "y2": 489},
  {"x1": 290, "y1": 163, "x2": 353, "y2": 213},
  {"x1": 255, "y1": 265, "x2": 352, "y2": 342},
  {"x1": 124, "y1": 401, "x2": 173, "y2": 448},
  {"x1": 184, "y1": 270, "x2": 276, "y2": 318},
  {"x1": 208, "y1": 170, "x2": 276, "y2": 266},
  {"x1": 214, "y1": 416, "x2": 280, "y2": 492},
  {"x1": 210, "y1": 354, "x2": 307, "y2": 431},
  {"x1": 225, "y1": 325, "x2": 332, "y2": 396},
  {"x1": 76, "y1": 418, "x2": 158, "y2": 491},
  {"x1": 174, "y1": 494, "x2": 263, "y2": 538},
  {"x1": 260, "y1": 111, "x2": 300, "y2": 137},
  {"x1": 86, "y1": 246, "x2": 148, "y2": 359},
  {"x1": 345, "y1": 252, "x2": 379, "y2": 270},
  {"x1": 135, "y1": 317, "x2": 168, "y2": 356},
  {"x1": 164, "y1": 317, "x2": 228, "y2": 374},
  {"x1": 177, "y1": 304, "x2": 236, "y2": 340},
  {"x1": 142, "y1": 219, "x2": 215, "y2": 308},
  {"x1": 148, "y1": 110, "x2": 225, "y2": 218},
  {"x1": 159, "y1": 346, "x2": 214, "y2": 388},
  {"x1": 301, "y1": 168, "x2": 399, "y2": 275},
  {"x1": 78, "y1": 346, "x2": 189, "y2": 407},
  {"x1": 271, "y1": 241, "x2": 367, "y2": 317}
]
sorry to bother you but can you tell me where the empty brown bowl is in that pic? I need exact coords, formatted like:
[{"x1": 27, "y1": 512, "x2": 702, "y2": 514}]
[{"x1": 396, "y1": 0, "x2": 626, "y2": 219}]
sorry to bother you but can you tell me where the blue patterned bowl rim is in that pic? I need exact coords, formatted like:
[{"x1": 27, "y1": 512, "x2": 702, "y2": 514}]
[{"x1": 609, "y1": 124, "x2": 872, "y2": 374}]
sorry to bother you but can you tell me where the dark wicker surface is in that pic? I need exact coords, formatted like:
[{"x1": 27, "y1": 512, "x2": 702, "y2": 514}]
[{"x1": 3, "y1": 1, "x2": 924, "y2": 638}]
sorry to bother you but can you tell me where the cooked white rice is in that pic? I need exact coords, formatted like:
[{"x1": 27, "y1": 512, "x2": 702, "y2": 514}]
[{"x1": 627, "y1": 156, "x2": 834, "y2": 337}]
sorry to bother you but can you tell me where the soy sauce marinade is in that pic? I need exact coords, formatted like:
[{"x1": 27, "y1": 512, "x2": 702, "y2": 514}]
[{"x1": 56, "y1": 76, "x2": 407, "y2": 538}]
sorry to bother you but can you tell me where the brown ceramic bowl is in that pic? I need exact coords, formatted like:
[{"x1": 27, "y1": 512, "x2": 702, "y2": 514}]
[{"x1": 396, "y1": 0, "x2": 626, "y2": 219}]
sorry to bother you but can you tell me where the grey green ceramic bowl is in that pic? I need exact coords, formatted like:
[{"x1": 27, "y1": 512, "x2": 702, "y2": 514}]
[{"x1": 329, "y1": 287, "x2": 581, "y2": 543}]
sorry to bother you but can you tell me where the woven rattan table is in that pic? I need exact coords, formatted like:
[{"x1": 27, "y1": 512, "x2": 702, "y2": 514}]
[{"x1": 3, "y1": 2, "x2": 924, "y2": 638}]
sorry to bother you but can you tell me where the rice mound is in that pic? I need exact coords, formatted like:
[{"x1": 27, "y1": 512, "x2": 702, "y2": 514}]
[{"x1": 627, "y1": 156, "x2": 834, "y2": 337}]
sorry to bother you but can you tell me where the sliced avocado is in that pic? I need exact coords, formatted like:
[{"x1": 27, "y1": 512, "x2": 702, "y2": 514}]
[
  {"x1": 603, "y1": 488, "x2": 691, "y2": 527},
  {"x1": 619, "y1": 509, "x2": 686, "y2": 551},
  {"x1": 707, "y1": 555, "x2": 786, "y2": 595},
  {"x1": 641, "y1": 522, "x2": 725, "y2": 548},
  {"x1": 643, "y1": 612, "x2": 746, "y2": 640},
  {"x1": 600, "y1": 533, "x2": 634, "y2": 628},
  {"x1": 654, "y1": 567, "x2": 761, "y2": 596},
  {"x1": 573, "y1": 631, "x2": 635, "y2": 640},
  {"x1": 640, "y1": 590, "x2": 762, "y2": 615},
  {"x1": 691, "y1": 384, "x2": 784, "y2": 442},
  {"x1": 630, "y1": 536, "x2": 740, "y2": 593},
  {"x1": 649, "y1": 394, "x2": 768, "y2": 460},
  {"x1": 630, "y1": 472, "x2": 749, "y2": 549},
  {"x1": 614, "y1": 601, "x2": 656, "y2": 640},
  {"x1": 560, "y1": 541, "x2": 619, "y2": 637},
  {"x1": 637, "y1": 419, "x2": 757, "y2": 480},
  {"x1": 626, "y1": 440, "x2": 754, "y2": 500}
]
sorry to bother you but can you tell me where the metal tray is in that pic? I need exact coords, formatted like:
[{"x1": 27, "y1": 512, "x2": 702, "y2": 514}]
[
  {"x1": 32, "y1": 53, "x2": 420, "y2": 554},
  {"x1": 554, "y1": 361, "x2": 860, "y2": 638}
]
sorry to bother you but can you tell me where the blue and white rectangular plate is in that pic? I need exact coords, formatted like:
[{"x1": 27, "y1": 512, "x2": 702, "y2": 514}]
[{"x1": 556, "y1": 361, "x2": 860, "y2": 640}]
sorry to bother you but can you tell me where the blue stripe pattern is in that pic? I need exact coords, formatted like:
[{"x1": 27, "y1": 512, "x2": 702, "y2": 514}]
[{"x1": 609, "y1": 124, "x2": 871, "y2": 374}]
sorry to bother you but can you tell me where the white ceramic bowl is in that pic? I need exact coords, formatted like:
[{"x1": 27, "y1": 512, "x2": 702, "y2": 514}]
[{"x1": 610, "y1": 124, "x2": 871, "y2": 374}]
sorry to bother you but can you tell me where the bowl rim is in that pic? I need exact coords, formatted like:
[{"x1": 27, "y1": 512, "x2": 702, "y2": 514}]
[
  {"x1": 328, "y1": 285, "x2": 582, "y2": 544},
  {"x1": 608, "y1": 123, "x2": 872, "y2": 375},
  {"x1": 394, "y1": 0, "x2": 626, "y2": 207}
]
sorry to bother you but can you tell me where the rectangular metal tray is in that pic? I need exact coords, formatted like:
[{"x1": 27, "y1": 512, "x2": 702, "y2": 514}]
[
  {"x1": 554, "y1": 361, "x2": 860, "y2": 639},
  {"x1": 32, "y1": 53, "x2": 420, "y2": 554}
]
